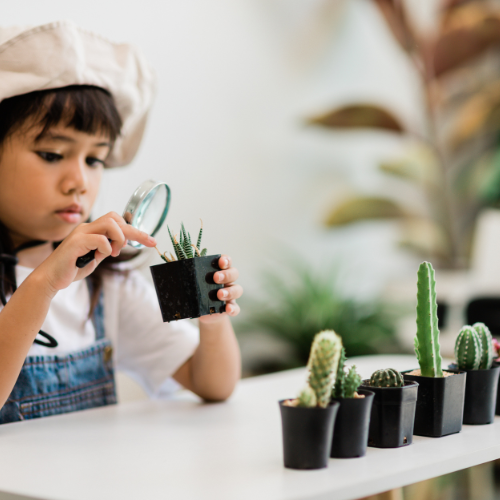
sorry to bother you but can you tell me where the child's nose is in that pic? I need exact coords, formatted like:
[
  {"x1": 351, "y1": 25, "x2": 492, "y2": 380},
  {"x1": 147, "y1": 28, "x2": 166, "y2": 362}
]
[{"x1": 62, "y1": 158, "x2": 88, "y2": 194}]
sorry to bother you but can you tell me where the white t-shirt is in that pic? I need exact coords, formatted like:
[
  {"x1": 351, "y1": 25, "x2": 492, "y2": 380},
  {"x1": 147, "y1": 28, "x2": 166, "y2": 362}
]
[{"x1": 5, "y1": 266, "x2": 200, "y2": 397}]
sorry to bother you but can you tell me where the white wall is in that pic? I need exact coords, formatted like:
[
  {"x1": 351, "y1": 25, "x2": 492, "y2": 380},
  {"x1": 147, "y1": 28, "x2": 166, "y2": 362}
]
[{"x1": 4, "y1": 0, "x2": 424, "y2": 299}]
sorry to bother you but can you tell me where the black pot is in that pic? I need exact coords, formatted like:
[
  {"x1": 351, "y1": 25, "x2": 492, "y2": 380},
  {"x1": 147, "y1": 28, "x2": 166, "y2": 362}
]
[
  {"x1": 403, "y1": 370, "x2": 466, "y2": 437},
  {"x1": 494, "y1": 361, "x2": 500, "y2": 416},
  {"x1": 330, "y1": 389, "x2": 375, "y2": 458},
  {"x1": 458, "y1": 366, "x2": 500, "y2": 425},
  {"x1": 150, "y1": 255, "x2": 225, "y2": 322},
  {"x1": 360, "y1": 381, "x2": 418, "y2": 448},
  {"x1": 279, "y1": 400, "x2": 339, "y2": 470}
]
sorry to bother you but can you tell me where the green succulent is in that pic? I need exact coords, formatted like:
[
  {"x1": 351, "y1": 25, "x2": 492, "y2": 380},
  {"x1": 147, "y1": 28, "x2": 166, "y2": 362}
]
[
  {"x1": 159, "y1": 221, "x2": 207, "y2": 262},
  {"x1": 369, "y1": 368, "x2": 404, "y2": 388}
]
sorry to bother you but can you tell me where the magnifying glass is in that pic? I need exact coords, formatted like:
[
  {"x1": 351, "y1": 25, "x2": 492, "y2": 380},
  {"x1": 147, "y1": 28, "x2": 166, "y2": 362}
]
[{"x1": 76, "y1": 180, "x2": 171, "y2": 268}]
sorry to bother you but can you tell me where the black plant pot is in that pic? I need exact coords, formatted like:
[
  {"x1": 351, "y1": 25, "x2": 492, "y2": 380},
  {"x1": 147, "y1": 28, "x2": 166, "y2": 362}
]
[
  {"x1": 458, "y1": 366, "x2": 500, "y2": 425},
  {"x1": 330, "y1": 389, "x2": 375, "y2": 458},
  {"x1": 494, "y1": 362, "x2": 500, "y2": 416},
  {"x1": 360, "y1": 381, "x2": 418, "y2": 449},
  {"x1": 403, "y1": 370, "x2": 466, "y2": 437},
  {"x1": 150, "y1": 255, "x2": 225, "y2": 322},
  {"x1": 279, "y1": 400, "x2": 339, "y2": 470}
]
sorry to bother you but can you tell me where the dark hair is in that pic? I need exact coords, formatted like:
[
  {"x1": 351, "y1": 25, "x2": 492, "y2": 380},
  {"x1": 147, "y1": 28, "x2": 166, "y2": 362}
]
[{"x1": 0, "y1": 86, "x2": 137, "y2": 315}]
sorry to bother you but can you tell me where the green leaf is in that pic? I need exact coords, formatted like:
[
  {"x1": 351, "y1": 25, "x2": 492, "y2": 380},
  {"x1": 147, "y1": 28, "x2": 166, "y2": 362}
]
[{"x1": 325, "y1": 197, "x2": 404, "y2": 226}]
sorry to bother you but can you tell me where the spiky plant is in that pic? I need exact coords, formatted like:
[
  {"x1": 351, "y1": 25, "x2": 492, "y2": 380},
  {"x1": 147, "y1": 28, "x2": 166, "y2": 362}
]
[
  {"x1": 332, "y1": 347, "x2": 362, "y2": 399},
  {"x1": 296, "y1": 385, "x2": 317, "y2": 408},
  {"x1": 414, "y1": 261, "x2": 443, "y2": 377},
  {"x1": 157, "y1": 221, "x2": 207, "y2": 262},
  {"x1": 473, "y1": 323, "x2": 494, "y2": 370},
  {"x1": 369, "y1": 368, "x2": 404, "y2": 388},
  {"x1": 454, "y1": 324, "x2": 493, "y2": 370}
]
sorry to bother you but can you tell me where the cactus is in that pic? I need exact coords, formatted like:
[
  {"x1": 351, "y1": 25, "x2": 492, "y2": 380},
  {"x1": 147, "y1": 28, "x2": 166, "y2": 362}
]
[
  {"x1": 369, "y1": 368, "x2": 404, "y2": 388},
  {"x1": 163, "y1": 222, "x2": 207, "y2": 262},
  {"x1": 473, "y1": 322, "x2": 494, "y2": 369},
  {"x1": 455, "y1": 325, "x2": 482, "y2": 370},
  {"x1": 305, "y1": 330, "x2": 342, "y2": 408},
  {"x1": 332, "y1": 347, "x2": 362, "y2": 399},
  {"x1": 296, "y1": 385, "x2": 317, "y2": 408},
  {"x1": 414, "y1": 261, "x2": 443, "y2": 377}
]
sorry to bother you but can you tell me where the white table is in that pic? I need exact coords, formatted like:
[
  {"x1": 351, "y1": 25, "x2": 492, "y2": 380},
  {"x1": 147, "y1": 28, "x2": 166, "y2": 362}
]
[{"x1": 0, "y1": 355, "x2": 499, "y2": 500}]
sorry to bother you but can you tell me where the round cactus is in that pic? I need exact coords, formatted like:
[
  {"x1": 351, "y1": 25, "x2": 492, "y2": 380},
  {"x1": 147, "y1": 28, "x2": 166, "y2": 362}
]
[
  {"x1": 473, "y1": 322, "x2": 494, "y2": 369},
  {"x1": 369, "y1": 368, "x2": 404, "y2": 388},
  {"x1": 455, "y1": 325, "x2": 481, "y2": 370},
  {"x1": 296, "y1": 385, "x2": 317, "y2": 408}
]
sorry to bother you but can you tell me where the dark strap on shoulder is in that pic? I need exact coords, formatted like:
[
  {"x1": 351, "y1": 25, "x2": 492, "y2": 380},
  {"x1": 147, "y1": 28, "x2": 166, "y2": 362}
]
[{"x1": 86, "y1": 279, "x2": 105, "y2": 341}]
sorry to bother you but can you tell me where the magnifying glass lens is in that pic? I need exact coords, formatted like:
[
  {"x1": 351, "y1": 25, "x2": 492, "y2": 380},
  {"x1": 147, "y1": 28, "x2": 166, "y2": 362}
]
[{"x1": 134, "y1": 184, "x2": 168, "y2": 235}]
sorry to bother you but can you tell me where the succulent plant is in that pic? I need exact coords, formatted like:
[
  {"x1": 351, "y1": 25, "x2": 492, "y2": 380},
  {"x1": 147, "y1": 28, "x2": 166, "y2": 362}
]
[
  {"x1": 332, "y1": 347, "x2": 362, "y2": 399},
  {"x1": 156, "y1": 221, "x2": 207, "y2": 263},
  {"x1": 295, "y1": 330, "x2": 342, "y2": 408},
  {"x1": 455, "y1": 323, "x2": 493, "y2": 371},
  {"x1": 474, "y1": 323, "x2": 494, "y2": 370},
  {"x1": 414, "y1": 261, "x2": 443, "y2": 378},
  {"x1": 369, "y1": 368, "x2": 404, "y2": 388}
]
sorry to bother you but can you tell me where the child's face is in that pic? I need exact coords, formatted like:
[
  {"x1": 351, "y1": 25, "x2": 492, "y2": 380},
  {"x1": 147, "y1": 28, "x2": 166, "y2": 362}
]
[{"x1": 0, "y1": 121, "x2": 111, "y2": 246}]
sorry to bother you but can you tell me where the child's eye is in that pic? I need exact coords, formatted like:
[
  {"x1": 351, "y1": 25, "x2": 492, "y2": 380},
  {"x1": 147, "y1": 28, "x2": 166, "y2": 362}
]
[
  {"x1": 86, "y1": 157, "x2": 105, "y2": 168},
  {"x1": 37, "y1": 152, "x2": 62, "y2": 163}
]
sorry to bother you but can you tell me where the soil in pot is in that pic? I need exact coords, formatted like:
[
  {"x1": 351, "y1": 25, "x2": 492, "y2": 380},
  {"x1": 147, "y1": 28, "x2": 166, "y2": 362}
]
[
  {"x1": 330, "y1": 389, "x2": 374, "y2": 458},
  {"x1": 453, "y1": 365, "x2": 500, "y2": 425},
  {"x1": 360, "y1": 381, "x2": 418, "y2": 449},
  {"x1": 150, "y1": 254, "x2": 225, "y2": 322},
  {"x1": 279, "y1": 400, "x2": 339, "y2": 470},
  {"x1": 403, "y1": 370, "x2": 465, "y2": 437}
]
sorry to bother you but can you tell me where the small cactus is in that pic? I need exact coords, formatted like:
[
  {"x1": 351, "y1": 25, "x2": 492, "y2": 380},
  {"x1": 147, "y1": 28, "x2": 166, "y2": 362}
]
[
  {"x1": 296, "y1": 385, "x2": 317, "y2": 408},
  {"x1": 369, "y1": 368, "x2": 404, "y2": 388},
  {"x1": 454, "y1": 325, "x2": 492, "y2": 370},
  {"x1": 332, "y1": 347, "x2": 362, "y2": 399},
  {"x1": 473, "y1": 323, "x2": 494, "y2": 369}
]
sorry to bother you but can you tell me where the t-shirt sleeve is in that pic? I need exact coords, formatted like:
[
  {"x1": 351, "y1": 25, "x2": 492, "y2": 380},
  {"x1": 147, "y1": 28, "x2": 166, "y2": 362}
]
[{"x1": 103, "y1": 270, "x2": 199, "y2": 397}]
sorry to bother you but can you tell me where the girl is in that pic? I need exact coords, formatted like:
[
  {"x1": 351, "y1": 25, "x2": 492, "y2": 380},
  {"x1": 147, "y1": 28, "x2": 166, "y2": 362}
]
[{"x1": 0, "y1": 21, "x2": 242, "y2": 423}]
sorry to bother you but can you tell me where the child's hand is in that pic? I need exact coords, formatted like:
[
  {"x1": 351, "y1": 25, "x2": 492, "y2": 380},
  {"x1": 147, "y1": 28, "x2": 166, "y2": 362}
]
[
  {"x1": 35, "y1": 212, "x2": 156, "y2": 296},
  {"x1": 199, "y1": 255, "x2": 242, "y2": 324}
]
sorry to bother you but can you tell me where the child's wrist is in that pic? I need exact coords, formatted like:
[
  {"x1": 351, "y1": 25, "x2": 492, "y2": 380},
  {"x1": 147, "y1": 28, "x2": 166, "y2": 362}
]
[{"x1": 28, "y1": 267, "x2": 59, "y2": 300}]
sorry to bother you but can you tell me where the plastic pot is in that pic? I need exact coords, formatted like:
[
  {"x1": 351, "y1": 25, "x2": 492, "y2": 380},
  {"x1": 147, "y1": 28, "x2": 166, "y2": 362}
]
[
  {"x1": 330, "y1": 389, "x2": 374, "y2": 458},
  {"x1": 360, "y1": 381, "x2": 418, "y2": 449},
  {"x1": 402, "y1": 370, "x2": 465, "y2": 437},
  {"x1": 494, "y1": 361, "x2": 500, "y2": 416},
  {"x1": 150, "y1": 254, "x2": 225, "y2": 322},
  {"x1": 458, "y1": 366, "x2": 500, "y2": 425},
  {"x1": 279, "y1": 400, "x2": 339, "y2": 470}
]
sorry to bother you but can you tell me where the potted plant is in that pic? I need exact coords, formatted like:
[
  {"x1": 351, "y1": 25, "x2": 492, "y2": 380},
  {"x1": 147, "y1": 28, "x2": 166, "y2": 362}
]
[
  {"x1": 279, "y1": 330, "x2": 341, "y2": 470},
  {"x1": 361, "y1": 368, "x2": 418, "y2": 449},
  {"x1": 330, "y1": 348, "x2": 374, "y2": 458},
  {"x1": 149, "y1": 222, "x2": 225, "y2": 322},
  {"x1": 403, "y1": 262, "x2": 466, "y2": 437},
  {"x1": 493, "y1": 338, "x2": 500, "y2": 416},
  {"x1": 451, "y1": 323, "x2": 500, "y2": 425}
]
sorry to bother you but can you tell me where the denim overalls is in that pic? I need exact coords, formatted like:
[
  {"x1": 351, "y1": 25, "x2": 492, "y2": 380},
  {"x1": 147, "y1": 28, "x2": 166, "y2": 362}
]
[{"x1": 0, "y1": 282, "x2": 117, "y2": 424}]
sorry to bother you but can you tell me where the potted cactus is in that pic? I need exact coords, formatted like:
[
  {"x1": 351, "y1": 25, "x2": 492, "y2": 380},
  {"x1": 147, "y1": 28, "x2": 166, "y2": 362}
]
[
  {"x1": 149, "y1": 222, "x2": 225, "y2": 322},
  {"x1": 279, "y1": 330, "x2": 342, "y2": 470},
  {"x1": 360, "y1": 368, "x2": 418, "y2": 448},
  {"x1": 403, "y1": 262, "x2": 466, "y2": 437},
  {"x1": 450, "y1": 323, "x2": 500, "y2": 425},
  {"x1": 330, "y1": 348, "x2": 374, "y2": 458}
]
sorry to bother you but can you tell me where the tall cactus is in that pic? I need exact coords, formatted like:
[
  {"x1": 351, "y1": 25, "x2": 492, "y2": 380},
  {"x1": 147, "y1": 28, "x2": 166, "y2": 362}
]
[
  {"x1": 473, "y1": 322, "x2": 494, "y2": 369},
  {"x1": 455, "y1": 326, "x2": 481, "y2": 370},
  {"x1": 414, "y1": 261, "x2": 443, "y2": 377},
  {"x1": 305, "y1": 330, "x2": 342, "y2": 408}
]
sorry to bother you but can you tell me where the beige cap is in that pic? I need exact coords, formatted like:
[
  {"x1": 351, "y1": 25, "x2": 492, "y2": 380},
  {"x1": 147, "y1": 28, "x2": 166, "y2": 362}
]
[{"x1": 0, "y1": 20, "x2": 155, "y2": 167}]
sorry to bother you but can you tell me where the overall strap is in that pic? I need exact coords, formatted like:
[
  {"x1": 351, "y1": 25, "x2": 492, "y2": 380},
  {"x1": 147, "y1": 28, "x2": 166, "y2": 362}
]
[{"x1": 86, "y1": 279, "x2": 105, "y2": 341}]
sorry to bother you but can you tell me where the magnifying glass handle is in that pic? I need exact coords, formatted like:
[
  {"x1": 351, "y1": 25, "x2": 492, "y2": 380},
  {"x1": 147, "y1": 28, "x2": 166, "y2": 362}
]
[{"x1": 76, "y1": 250, "x2": 96, "y2": 268}]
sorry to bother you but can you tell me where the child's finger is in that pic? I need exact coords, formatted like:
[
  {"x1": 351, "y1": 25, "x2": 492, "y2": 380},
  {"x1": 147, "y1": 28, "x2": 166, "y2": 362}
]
[
  {"x1": 214, "y1": 268, "x2": 239, "y2": 284},
  {"x1": 225, "y1": 300, "x2": 240, "y2": 317},
  {"x1": 218, "y1": 255, "x2": 232, "y2": 270},
  {"x1": 217, "y1": 284, "x2": 243, "y2": 301}
]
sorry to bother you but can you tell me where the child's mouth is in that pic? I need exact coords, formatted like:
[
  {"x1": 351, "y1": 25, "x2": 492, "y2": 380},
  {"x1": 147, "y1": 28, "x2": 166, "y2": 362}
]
[{"x1": 55, "y1": 205, "x2": 83, "y2": 224}]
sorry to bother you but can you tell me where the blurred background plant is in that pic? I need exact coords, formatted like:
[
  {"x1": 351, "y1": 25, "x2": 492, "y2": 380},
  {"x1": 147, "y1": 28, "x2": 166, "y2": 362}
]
[
  {"x1": 236, "y1": 258, "x2": 404, "y2": 375},
  {"x1": 309, "y1": 0, "x2": 500, "y2": 270}
]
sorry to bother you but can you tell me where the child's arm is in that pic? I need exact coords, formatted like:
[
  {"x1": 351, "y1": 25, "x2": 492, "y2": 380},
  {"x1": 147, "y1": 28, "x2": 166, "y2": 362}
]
[
  {"x1": 0, "y1": 212, "x2": 156, "y2": 409},
  {"x1": 173, "y1": 255, "x2": 242, "y2": 401}
]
